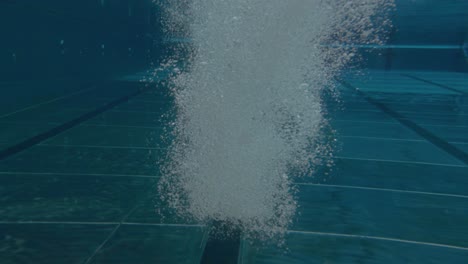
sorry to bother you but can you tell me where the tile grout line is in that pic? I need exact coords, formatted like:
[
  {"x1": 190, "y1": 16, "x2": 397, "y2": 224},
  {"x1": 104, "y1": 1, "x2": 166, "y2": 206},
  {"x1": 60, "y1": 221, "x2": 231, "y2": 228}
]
[
  {"x1": 82, "y1": 224, "x2": 121, "y2": 264},
  {"x1": 0, "y1": 221, "x2": 118, "y2": 225},
  {"x1": 63, "y1": 107, "x2": 168, "y2": 115},
  {"x1": 294, "y1": 183, "x2": 468, "y2": 199},
  {"x1": 81, "y1": 183, "x2": 152, "y2": 264},
  {"x1": 31, "y1": 83, "x2": 162, "y2": 148},
  {"x1": 38, "y1": 143, "x2": 166, "y2": 150},
  {"x1": 0, "y1": 220, "x2": 204, "y2": 227},
  {"x1": 0, "y1": 171, "x2": 160, "y2": 178},
  {"x1": 333, "y1": 119, "x2": 468, "y2": 128},
  {"x1": 340, "y1": 136, "x2": 425, "y2": 142},
  {"x1": 332, "y1": 108, "x2": 468, "y2": 116},
  {"x1": 336, "y1": 79, "x2": 468, "y2": 165},
  {"x1": 287, "y1": 230, "x2": 468, "y2": 252},
  {"x1": 0, "y1": 85, "x2": 97, "y2": 119},
  {"x1": 3, "y1": 119, "x2": 462, "y2": 129},
  {"x1": 331, "y1": 156, "x2": 467, "y2": 167},
  {"x1": 332, "y1": 99, "x2": 468, "y2": 108},
  {"x1": 123, "y1": 222, "x2": 205, "y2": 228},
  {"x1": 0, "y1": 121, "x2": 165, "y2": 131},
  {"x1": 78, "y1": 123, "x2": 164, "y2": 129},
  {"x1": 402, "y1": 74, "x2": 466, "y2": 95},
  {"x1": 0, "y1": 170, "x2": 467, "y2": 199}
]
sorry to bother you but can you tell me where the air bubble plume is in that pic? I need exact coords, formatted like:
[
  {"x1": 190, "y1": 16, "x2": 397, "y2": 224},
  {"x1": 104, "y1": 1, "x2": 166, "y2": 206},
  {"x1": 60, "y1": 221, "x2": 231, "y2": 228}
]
[{"x1": 156, "y1": 0, "x2": 393, "y2": 240}]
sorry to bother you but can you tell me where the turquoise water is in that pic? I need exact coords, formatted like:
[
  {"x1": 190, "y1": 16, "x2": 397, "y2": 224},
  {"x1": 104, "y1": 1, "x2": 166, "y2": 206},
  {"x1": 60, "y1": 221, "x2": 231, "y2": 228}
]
[{"x1": 1, "y1": 1, "x2": 468, "y2": 263}]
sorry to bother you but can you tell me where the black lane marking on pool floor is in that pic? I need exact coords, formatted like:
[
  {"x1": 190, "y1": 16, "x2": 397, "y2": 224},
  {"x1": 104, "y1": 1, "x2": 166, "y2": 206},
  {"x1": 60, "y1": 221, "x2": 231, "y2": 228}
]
[
  {"x1": 401, "y1": 74, "x2": 466, "y2": 95},
  {"x1": 200, "y1": 222, "x2": 241, "y2": 264},
  {"x1": 337, "y1": 78, "x2": 468, "y2": 165},
  {"x1": 0, "y1": 82, "x2": 150, "y2": 161}
]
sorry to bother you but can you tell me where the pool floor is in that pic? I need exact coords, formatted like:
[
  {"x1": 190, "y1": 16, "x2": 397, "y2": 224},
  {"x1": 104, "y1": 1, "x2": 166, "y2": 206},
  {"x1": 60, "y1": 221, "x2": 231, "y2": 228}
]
[{"x1": 0, "y1": 70, "x2": 467, "y2": 263}]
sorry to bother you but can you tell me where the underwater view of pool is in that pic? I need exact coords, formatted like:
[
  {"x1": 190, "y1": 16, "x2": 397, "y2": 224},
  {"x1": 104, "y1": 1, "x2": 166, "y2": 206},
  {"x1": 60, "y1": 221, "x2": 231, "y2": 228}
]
[{"x1": 0, "y1": 0, "x2": 467, "y2": 263}]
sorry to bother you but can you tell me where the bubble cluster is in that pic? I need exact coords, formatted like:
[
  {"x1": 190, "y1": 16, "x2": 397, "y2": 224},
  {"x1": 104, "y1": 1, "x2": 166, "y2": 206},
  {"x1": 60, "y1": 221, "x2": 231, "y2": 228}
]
[{"x1": 156, "y1": 0, "x2": 393, "y2": 240}]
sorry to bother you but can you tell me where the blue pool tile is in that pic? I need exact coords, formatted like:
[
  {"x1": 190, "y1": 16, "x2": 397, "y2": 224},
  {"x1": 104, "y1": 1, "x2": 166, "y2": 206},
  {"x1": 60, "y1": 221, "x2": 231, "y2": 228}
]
[
  {"x1": 43, "y1": 124, "x2": 166, "y2": 149},
  {"x1": 385, "y1": 103, "x2": 463, "y2": 114},
  {"x1": 0, "y1": 145, "x2": 163, "y2": 176},
  {"x1": 346, "y1": 80, "x2": 458, "y2": 95},
  {"x1": 408, "y1": 116, "x2": 468, "y2": 127},
  {"x1": 306, "y1": 158, "x2": 468, "y2": 196},
  {"x1": 114, "y1": 98, "x2": 173, "y2": 113},
  {"x1": 85, "y1": 111, "x2": 165, "y2": 127},
  {"x1": 0, "y1": 122, "x2": 60, "y2": 147},
  {"x1": 327, "y1": 110, "x2": 396, "y2": 122},
  {"x1": 330, "y1": 120, "x2": 421, "y2": 139},
  {"x1": 292, "y1": 185, "x2": 468, "y2": 248},
  {"x1": 400, "y1": 111, "x2": 468, "y2": 120},
  {"x1": 419, "y1": 124, "x2": 468, "y2": 143},
  {"x1": 370, "y1": 93, "x2": 461, "y2": 107},
  {"x1": 338, "y1": 137, "x2": 464, "y2": 165},
  {"x1": 0, "y1": 224, "x2": 116, "y2": 264},
  {"x1": 0, "y1": 109, "x2": 95, "y2": 124},
  {"x1": 454, "y1": 143, "x2": 468, "y2": 153},
  {"x1": 0, "y1": 173, "x2": 154, "y2": 222},
  {"x1": 0, "y1": 80, "x2": 94, "y2": 117},
  {"x1": 401, "y1": 113, "x2": 468, "y2": 127},
  {"x1": 89, "y1": 225, "x2": 207, "y2": 264},
  {"x1": 326, "y1": 101, "x2": 378, "y2": 112},
  {"x1": 240, "y1": 232, "x2": 468, "y2": 264},
  {"x1": 409, "y1": 72, "x2": 468, "y2": 93},
  {"x1": 125, "y1": 180, "x2": 200, "y2": 225}
]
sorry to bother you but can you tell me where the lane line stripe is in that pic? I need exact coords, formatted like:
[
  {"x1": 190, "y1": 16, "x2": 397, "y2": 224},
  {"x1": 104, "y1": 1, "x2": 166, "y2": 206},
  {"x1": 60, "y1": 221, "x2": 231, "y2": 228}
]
[
  {"x1": 402, "y1": 74, "x2": 466, "y2": 95},
  {"x1": 0, "y1": 83, "x2": 150, "y2": 161},
  {"x1": 337, "y1": 79, "x2": 468, "y2": 165}
]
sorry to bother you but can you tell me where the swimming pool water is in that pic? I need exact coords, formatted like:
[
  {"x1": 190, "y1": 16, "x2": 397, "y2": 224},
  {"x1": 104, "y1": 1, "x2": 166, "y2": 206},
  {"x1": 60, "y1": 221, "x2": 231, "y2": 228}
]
[
  {"x1": 1, "y1": 0, "x2": 468, "y2": 263},
  {"x1": 0, "y1": 70, "x2": 467, "y2": 263}
]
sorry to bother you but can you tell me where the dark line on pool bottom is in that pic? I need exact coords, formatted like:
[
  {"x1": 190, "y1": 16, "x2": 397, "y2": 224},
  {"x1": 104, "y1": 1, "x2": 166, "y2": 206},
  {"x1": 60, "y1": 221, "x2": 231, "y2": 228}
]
[
  {"x1": 0, "y1": 82, "x2": 149, "y2": 161},
  {"x1": 401, "y1": 74, "x2": 466, "y2": 95},
  {"x1": 200, "y1": 221, "x2": 241, "y2": 264},
  {"x1": 336, "y1": 79, "x2": 468, "y2": 165}
]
